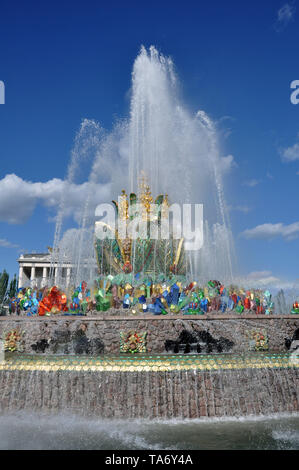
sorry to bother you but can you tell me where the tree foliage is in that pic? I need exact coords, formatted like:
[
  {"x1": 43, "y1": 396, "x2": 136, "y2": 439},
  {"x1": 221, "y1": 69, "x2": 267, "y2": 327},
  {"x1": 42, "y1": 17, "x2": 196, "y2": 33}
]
[
  {"x1": 8, "y1": 274, "x2": 17, "y2": 299},
  {"x1": 0, "y1": 270, "x2": 9, "y2": 304}
]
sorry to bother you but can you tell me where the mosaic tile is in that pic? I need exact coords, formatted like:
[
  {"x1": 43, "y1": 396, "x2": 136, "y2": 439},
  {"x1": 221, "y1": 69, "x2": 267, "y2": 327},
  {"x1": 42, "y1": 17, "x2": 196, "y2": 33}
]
[{"x1": 0, "y1": 352, "x2": 298, "y2": 372}]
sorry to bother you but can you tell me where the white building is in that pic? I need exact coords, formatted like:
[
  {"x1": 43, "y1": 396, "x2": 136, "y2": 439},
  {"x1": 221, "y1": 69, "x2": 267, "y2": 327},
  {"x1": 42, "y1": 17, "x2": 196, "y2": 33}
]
[
  {"x1": 18, "y1": 249, "x2": 99, "y2": 289},
  {"x1": 17, "y1": 252, "x2": 72, "y2": 288}
]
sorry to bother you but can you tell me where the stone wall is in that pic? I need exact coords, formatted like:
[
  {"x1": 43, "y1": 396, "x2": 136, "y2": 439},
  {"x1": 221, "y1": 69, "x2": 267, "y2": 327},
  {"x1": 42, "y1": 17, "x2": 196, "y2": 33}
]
[
  {"x1": 0, "y1": 367, "x2": 298, "y2": 418},
  {"x1": 0, "y1": 315, "x2": 298, "y2": 354}
]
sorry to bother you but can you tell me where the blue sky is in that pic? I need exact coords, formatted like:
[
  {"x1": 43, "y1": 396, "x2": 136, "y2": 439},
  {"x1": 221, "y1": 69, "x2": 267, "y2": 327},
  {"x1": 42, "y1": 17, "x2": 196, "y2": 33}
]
[{"x1": 0, "y1": 0, "x2": 298, "y2": 287}]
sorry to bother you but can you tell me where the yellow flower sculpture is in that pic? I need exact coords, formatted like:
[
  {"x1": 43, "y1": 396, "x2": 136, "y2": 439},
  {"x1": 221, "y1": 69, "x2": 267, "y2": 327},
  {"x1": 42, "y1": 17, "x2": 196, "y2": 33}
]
[
  {"x1": 120, "y1": 330, "x2": 147, "y2": 354},
  {"x1": 4, "y1": 329, "x2": 24, "y2": 352}
]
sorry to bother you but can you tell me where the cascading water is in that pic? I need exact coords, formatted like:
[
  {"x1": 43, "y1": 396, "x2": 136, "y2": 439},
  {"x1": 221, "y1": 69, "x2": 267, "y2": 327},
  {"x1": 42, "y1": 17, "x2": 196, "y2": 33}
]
[{"x1": 52, "y1": 45, "x2": 235, "y2": 286}]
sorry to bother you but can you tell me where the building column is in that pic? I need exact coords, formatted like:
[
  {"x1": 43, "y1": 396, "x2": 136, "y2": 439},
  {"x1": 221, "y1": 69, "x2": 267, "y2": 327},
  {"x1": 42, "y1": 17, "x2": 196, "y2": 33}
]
[
  {"x1": 66, "y1": 267, "x2": 71, "y2": 287},
  {"x1": 42, "y1": 266, "x2": 48, "y2": 287},
  {"x1": 54, "y1": 267, "x2": 58, "y2": 286},
  {"x1": 18, "y1": 265, "x2": 24, "y2": 288},
  {"x1": 30, "y1": 265, "x2": 36, "y2": 287}
]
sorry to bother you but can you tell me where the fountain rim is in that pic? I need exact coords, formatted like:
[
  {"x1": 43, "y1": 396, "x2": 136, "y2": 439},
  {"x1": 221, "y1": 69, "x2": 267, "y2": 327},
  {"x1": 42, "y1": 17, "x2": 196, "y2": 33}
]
[{"x1": 0, "y1": 314, "x2": 297, "y2": 322}]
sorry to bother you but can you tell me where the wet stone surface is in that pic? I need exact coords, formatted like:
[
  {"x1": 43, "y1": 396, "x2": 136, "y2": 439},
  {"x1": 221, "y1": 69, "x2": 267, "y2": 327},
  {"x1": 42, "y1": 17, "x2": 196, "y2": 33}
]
[{"x1": 0, "y1": 355, "x2": 298, "y2": 419}]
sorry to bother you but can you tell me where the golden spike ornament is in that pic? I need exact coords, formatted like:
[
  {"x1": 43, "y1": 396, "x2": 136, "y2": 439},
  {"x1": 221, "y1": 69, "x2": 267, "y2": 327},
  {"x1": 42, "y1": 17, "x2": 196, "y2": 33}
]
[
  {"x1": 119, "y1": 189, "x2": 129, "y2": 220},
  {"x1": 138, "y1": 171, "x2": 154, "y2": 220}
]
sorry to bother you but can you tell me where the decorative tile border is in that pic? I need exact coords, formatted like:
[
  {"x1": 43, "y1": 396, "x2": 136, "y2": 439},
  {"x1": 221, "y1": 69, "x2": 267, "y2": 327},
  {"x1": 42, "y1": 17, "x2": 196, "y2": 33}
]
[{"x1": 0, "y1": 353, "x2": 298, "y2": 372}]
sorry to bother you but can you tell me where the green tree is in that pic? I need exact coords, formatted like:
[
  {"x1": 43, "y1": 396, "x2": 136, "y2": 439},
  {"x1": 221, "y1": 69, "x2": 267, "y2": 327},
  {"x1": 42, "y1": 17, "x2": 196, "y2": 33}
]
[
  {"x1": 0, "y1": 270, "x2": 9, "y2": 305},
  {"x1": 7, "y1": 274, "x2": 17, "y2": 299}
]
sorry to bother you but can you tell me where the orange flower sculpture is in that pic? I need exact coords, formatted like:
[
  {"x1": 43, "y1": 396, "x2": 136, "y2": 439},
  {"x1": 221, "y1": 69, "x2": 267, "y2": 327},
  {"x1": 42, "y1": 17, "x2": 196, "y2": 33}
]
[{"x1": 38, "y1": 286, "x2": 68, "y2": 316}]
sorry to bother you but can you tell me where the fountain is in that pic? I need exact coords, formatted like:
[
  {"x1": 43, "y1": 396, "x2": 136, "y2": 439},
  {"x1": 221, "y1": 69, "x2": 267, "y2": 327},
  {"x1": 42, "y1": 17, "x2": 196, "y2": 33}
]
[
  {"x1": 50, "y1": 45, "x2": 234, "y2": 287},
  {"x1": 0, "y1": 46, "x2": 298, "y2": 431}
]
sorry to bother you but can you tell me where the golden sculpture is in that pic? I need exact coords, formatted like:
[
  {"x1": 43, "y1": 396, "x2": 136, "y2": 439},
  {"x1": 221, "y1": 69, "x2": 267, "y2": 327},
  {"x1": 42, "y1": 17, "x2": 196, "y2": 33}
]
[{"x1": 95, "y1": 171, "x2": 187, "y2": 275}]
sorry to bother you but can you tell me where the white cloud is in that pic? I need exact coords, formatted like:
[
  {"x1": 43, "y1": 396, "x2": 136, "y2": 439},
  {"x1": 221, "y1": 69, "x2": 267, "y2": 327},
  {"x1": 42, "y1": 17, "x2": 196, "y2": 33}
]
[
  {"x1": 219, "y1": 154, "x2": 237, "y2": 173},
  {"x1": 0, "y1": 174, "x2": 111, "y2": 224},
  {"x1": 247, "y1": 270, "x2": 273, "y2": 279},
  {"x1": 228, "y1": 205, "x2": 252, "y2": 213},
  {"x1": 241, "y1": 221, "x2": 299, "y2": 241},
  {"x1": 280, "y1": 140, "x2": 299, "y2": 162},
  {"x1": 234, "y1": 271, "x2": 297, "y2": 289},
  {"x1": 240, "y1": 271, "x2": 280, "y2": 287},
  {"x1": 242, "y1": 179, "x2": 260, "y2": 187},
  {"x1": 235, "y1": 271, "x2": 299, "y2": 293},
  {"x1": 0, "y1": 238, "x2": 19, "y2": 249},
  {"x1": 274, "y1": 3, "x2": 296, "y2": 31}
]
